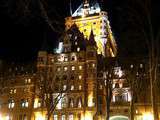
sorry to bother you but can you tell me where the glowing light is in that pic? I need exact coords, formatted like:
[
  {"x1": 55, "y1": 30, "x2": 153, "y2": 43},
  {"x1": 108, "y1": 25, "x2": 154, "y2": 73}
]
[
  {"x1": 81, "y1": 112, "x2": 93, "y2": 120},
  {"x1": 56, "y1": 42, "x2": 63, "y2": 53},
  {"x1": 6, "y1": 116, "x2": 9, "y2": 120},
  {"x1": 34, "y1": 98, "x2": 39, "y2": 108},
  {"x1": 110, "y1": 115, "x2": 128, "y2": 120},
  {"x1": 88, "y1": 92, "x2": 94, "y2": 107},
  {"x1": 35, "y1": 112, "x2": 45, "y2": 120},
  {"x1": 143, "y1": 113, "x2": 153, "y2": 120},
  {"x1": 0, "y1": 114, "x2": 2, "y2": 120}
]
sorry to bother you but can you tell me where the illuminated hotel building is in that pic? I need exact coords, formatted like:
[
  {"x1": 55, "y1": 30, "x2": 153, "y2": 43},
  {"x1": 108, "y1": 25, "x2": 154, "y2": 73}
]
[
  {"x1": 65, "y1": 0, "x2": 117, "y2": 57},
  {"x1": 0, "y1": 1, "x2": 160, "y2": 120}
]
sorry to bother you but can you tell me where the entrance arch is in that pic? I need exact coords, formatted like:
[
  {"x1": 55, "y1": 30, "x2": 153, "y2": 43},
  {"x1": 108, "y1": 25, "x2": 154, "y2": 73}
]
[{"x1": 110, "y1": 115, "x2": 129, "y2": 120}]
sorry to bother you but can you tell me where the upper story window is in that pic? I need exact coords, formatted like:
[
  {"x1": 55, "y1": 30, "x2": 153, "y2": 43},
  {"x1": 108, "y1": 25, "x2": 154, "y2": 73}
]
[
  {"x1": 57, "y1": 67, "x2": 61, "y2": 72},
  {"x1": 71, "y1": 85, "x2": 74, "y2": 90},
  {"x1": 25, "y1": 78, "x2": 31, "y2": 84},
  {"x1": 21, "y1": 99, "x2": 29, "y2": 108},
  {"x1": 79, "y1": 65, "x2": 82, "y2": 70},
  {"x1": 71, "y1": 66, "x2": 75, "y2": 71},
  {"x1": 10, "y1": 88, "x2": 16, "y2": 94},
  {"x1": 8, "y1": 99, "x2": 15, "y2": 109},
  {"x1": 64, "y1": 66, "x2": 68, "y2": 71},
  {"x1": 79, "y1": 85, "x2": 82, "y2": 90},
  {"x1": 64, "y1": 57, "x2": 68, "y2": 62},
  {"x1": 54, "y1": 114, "x2": 58, "y2": 120},
  {"x1": 78, "y1": 75, "x2": 82, "y2": 80},
  {"x1": 62, "y1": 115, "x2": 66, "y2": 120},
  {"x1": 77, "y1": 47, "x2": 80, "y2": 52},
  {"x1": 34, "y1": 98, "x2": 41, "y2": 108},
  {"x1": 63, "y1": 85, "x2": 67, "y2": 91},
  {"x1": 68, "y1": 114, "x2": 74, "y2": 120}
]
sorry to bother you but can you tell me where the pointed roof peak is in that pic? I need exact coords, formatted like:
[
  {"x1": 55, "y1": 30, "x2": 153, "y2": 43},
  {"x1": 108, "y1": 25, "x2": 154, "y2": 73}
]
[
  {"x1": 72, "y1": 0, "x2": 101, "y2": 17},
  {"x1": 88, "y1": 30, "x2": 97, "y2": 46}
]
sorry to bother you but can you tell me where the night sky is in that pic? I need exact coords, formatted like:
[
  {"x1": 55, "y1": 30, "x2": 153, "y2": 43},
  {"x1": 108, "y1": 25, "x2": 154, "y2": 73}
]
[{"x1": 0, "y1": 0, "x2": 160, "y2": 62}]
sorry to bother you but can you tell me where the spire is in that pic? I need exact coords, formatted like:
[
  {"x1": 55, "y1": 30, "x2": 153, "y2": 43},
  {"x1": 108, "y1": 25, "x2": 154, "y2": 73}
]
[{"x1": 88, "y1": 30, "x2": 97, "y2": 47}]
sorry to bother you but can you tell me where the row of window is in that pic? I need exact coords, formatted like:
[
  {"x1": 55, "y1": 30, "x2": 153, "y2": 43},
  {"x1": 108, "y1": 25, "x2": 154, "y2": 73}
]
[
  {"x1": 34, "y1": 96, "x2": 83, "y2": 109},
  {"x1": 10, "y1": 88, "x2": 30, "y2": 94},
  {"x1": 8, "y1": 99, "x2": 29, "y2": 109},
  {"x1": 53, "y1": 114, "x2": 77, "y2": 120},
  {"x1": 54, "y1": 84, "x2": 82, "y2": 91},
  {"x1": 56, "y1": 63, "x2": 95, "y2": 72},
  {"x1": 57, "y1": 65, "x2": 83, "y2": 72}
]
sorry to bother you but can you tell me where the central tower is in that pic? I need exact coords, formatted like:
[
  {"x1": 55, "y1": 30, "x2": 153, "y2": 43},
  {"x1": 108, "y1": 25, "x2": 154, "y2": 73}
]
[{"x1": 65, "y1": 0, "x2": 117, "y2": 57}]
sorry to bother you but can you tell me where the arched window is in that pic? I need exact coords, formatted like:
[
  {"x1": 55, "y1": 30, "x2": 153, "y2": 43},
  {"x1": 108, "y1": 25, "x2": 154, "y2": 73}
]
[
  {"x1": 77, "y1": 97, "x2": 82, "y2": 108},
  {"x1": 68, "y1": 98, "x2": 74, "y2": 108}
]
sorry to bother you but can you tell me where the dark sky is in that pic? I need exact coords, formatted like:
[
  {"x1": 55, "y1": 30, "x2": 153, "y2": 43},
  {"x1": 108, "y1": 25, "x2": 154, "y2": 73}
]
[{"x1": 0, "y1": 0, "x2": 159, "y2": 62}]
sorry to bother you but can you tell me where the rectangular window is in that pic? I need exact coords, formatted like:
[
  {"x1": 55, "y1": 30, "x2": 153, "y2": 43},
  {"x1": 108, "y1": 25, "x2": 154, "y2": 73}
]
[
  {"x1": 53, "y1": 114, "x2": 58, "y2": 120},
  {"x1": 68, "y1": 114, "x2": 73, "y2": 120},
  {"x1": 79, "y1": 65, "x2": 82, "y2": 70},
  {"x1": 8, "y1": 99, "x2": 15, "y2": 109},
  {"x1": 64, "y1": 66, "x2": 68, "y2": 71},
  {"x1": 62, "y1": 115, "x2": 65, "y2": 120},
  {"x1": 71, "y1": 66, "x2": 75, "y2": 71},
  {"x1": 64, "y1": 57, "x2": 68, "y2": 62}
]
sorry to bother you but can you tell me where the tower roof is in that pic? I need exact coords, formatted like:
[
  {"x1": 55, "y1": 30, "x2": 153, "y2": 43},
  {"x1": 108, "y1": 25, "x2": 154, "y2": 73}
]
[
  {"x1": 88, "y1": 30, "x2": 97, "y2": 47},
  {"x1": 72, "y1": 1, "x2": 101, "y2": 17}
]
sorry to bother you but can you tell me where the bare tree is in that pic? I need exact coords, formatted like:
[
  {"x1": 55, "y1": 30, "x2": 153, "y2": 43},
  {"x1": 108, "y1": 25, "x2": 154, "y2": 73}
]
[{"x1": 121, "y1": 0, "x2": 160, "y2": 119}]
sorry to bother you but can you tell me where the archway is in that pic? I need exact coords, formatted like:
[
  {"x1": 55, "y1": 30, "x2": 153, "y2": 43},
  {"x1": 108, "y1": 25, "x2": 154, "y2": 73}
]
[{"x1": 110, "y1": 115, "x2": 129, "y2": 120}]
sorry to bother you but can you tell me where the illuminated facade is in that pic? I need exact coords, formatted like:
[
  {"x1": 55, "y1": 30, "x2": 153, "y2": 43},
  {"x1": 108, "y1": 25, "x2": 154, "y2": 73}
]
[
  {"x1": 65, "y1": 0, "x2": 117, "y2": 57},
  {"x1": 35, "y1": 25, "x2": 107, "y2": 120},
  {"x1": 0, "y1": 1, "x2": 160, "y2": 120}
]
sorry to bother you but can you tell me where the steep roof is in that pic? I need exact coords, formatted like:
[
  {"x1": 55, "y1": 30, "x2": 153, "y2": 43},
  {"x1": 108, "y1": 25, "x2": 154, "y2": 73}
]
[{"x1": 72, "y1": 1, "x2": 101, "y2": 17}]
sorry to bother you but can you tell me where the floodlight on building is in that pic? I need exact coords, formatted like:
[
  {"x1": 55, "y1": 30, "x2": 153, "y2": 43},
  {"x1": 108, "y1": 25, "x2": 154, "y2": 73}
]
[
  {"x1": 35, "y1": 112, "x2": 45, "y2": 120},
  {"x1": 143, "y1": 113, "x2": 153, "y2": 120}
]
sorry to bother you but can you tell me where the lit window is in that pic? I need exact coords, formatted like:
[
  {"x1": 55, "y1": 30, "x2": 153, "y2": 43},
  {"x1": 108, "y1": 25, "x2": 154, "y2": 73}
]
[
  {"x1": 57, "y1": 67, "x2": 61, "y2": 72},
  {"x1": 71, "y1": 85, "x2": 74, "y2": 90},
  {"x1": 25, "y1": 78, "x2": 31, "y2": 84},
  {"x1": 75, "y1": 36, "x2": 77, "y2": 40},
  {"x1": 54, "y1": 114, "x2": 58, "y2": 120},
  {"x1": 34, "y1": 98, "x2": 41, "y2": 108},
  {"x1": 64, "y1": 57, "x2": 68, "y2": 62},
  {"x1": 77, "y1": 47, "x2": 80, "y2": 52},
  {"x1": 62, "y1": 115, "x2": 66, "y2": 120},
  {"x1": 63, "y1": 85, "x2": 67, "y2": 91},
  {"x1": 10, "y1": 88, "x2": 16, "y2": 94},
  {"x1": 68, "y1": 114, "x2": 74, "y2": 120},
  {"x1": 8, "y1": 99, "x2": 15, "y2": 108},
  {"x1": 79, "y1": 85, "x2": 82, "y2": 90},
  {"x1": 64, "y1": 67, "x2": 68, "y2": 71},
  {"x1": 140, "y1": 64, "x2": 143, "y2": 68},
  {"x1": 62, "y1": 97, "x2": 67, "y2": 108},
  {"x1": 78, "y1": 98, "x2": 82, "y2": 108},
  {"x1": 99, "y1": 85, "x2": 103, "y2": 89},
  {"x1": 28, "y1": 78, "x2": 31, "y2": 83},
  {"x1": 92, "y1": 63, "x2": 95, "y2": 68},
  {"x1": 78, "y1": 75, "x2": 82, "y2": 80},
  {"x1": 71, "y1": 66, "x2": 75, "y2": 71},
  {"x1": 51, "y1": 58, "x2": 54, "y2": 63},
  {"x1": 130, "y1": 64, "x2": 134, "y2": 68},
  {"x1": 79, "y1": 66, "x2": 82, "y2": 70},
  {"x1": 75, "y1": 42, "x2": 78, "y2": 45},
  {"x1": 21, "y1": 99, "x2": 29, "y2": 108}
]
